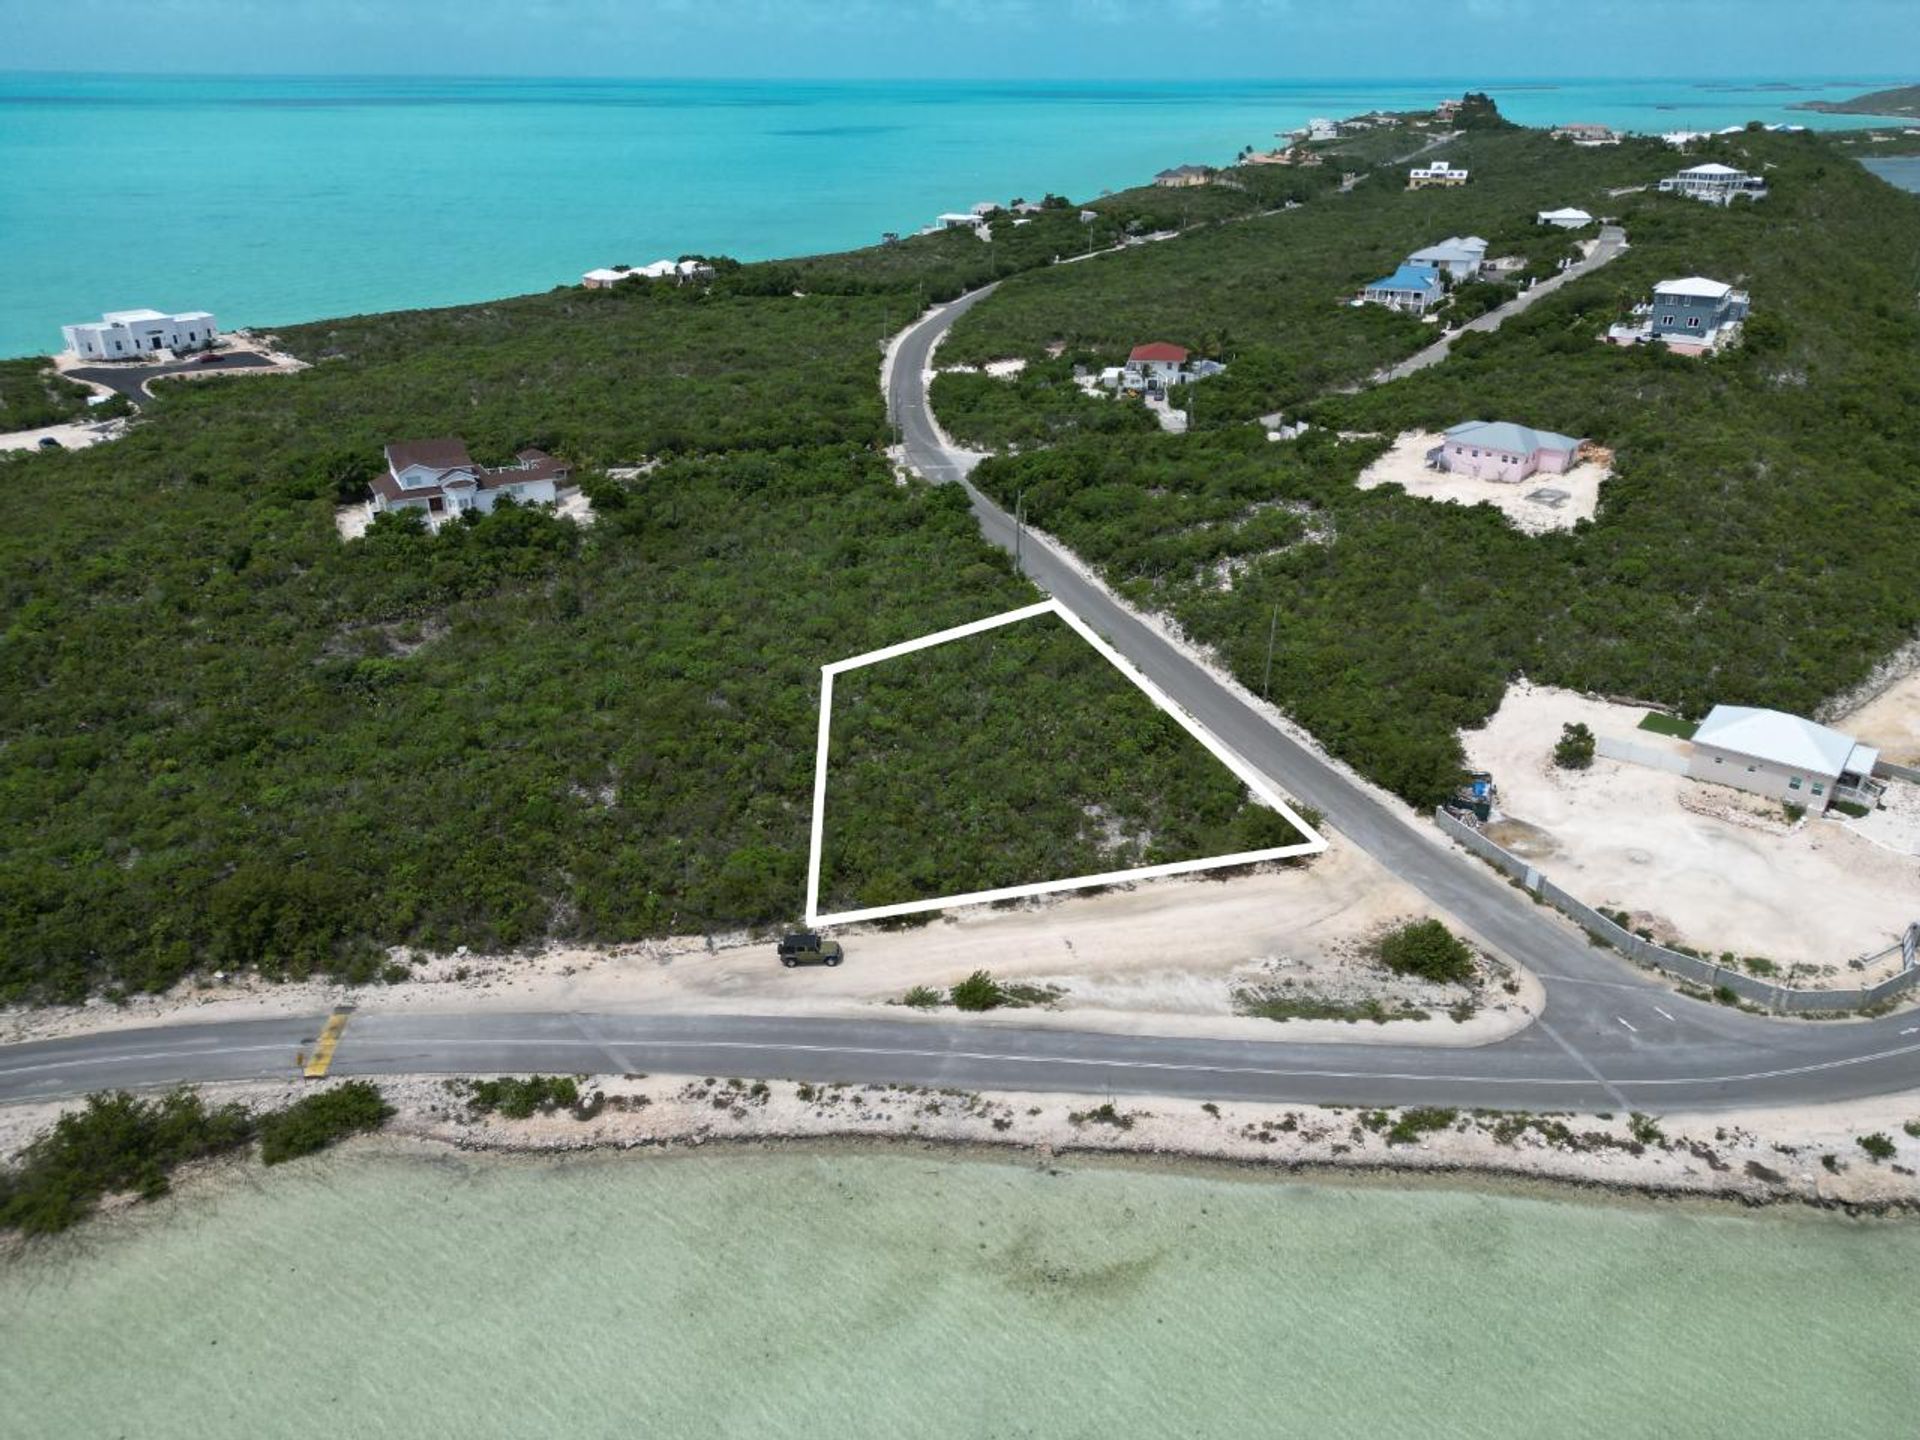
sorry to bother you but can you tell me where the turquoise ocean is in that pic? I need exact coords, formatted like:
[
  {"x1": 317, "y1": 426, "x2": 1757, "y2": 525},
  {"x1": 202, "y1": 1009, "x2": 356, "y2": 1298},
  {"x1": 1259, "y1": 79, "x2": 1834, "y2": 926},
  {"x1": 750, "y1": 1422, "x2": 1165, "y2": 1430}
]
[
  {"x1": 4, "y1": 1146, "x2": 1916, "y2": 1438},
  {"x1": 0, "y1": 73, "x2": 1908, "y2": 358}
]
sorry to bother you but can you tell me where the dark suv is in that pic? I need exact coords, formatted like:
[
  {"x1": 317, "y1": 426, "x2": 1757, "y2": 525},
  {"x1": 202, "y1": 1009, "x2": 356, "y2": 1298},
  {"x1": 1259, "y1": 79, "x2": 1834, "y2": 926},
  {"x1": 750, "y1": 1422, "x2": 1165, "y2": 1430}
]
[{"x1": 777, "y1": 931, "x2": 844, "y2": 968}]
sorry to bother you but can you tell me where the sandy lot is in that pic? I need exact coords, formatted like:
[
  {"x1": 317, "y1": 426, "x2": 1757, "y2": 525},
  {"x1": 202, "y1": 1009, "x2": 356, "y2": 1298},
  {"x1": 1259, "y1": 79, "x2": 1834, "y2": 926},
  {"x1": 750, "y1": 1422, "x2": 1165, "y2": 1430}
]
[
  {"x1": 334, "y1": 486, "x2": 593, "y2": 541},
  {"x1": 1840, "y1": 664, "x2": 1920, "y2": 767},
  {"x1": 1463, "y1": 682, "x2": 1919, "y2": 971},
  {"x1": 1355, "y1": 430, "x2": 1609, "y2": 535},
  {"x1": 0, "y1": 845, "x2": 1539, "y2": 1050},
  {"x1": 0, "y1": 415, "x2": 129, "y2": 454},
  {"x1": 9, "y1": 1071, "x2": 1920, "y2": 1215}
]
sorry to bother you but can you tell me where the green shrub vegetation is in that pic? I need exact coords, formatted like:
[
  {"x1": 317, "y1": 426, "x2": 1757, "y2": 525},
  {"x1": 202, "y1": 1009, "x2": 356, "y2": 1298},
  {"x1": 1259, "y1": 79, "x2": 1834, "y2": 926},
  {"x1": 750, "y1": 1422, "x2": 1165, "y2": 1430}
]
[
  {"x1": 901, "y1": 984, "x2": 944, "y2": 1009},
  {"x1": 0, "y1": 357, "x2": 129, "y2": 431},
  {"x1": 1232, "y1": 987, "x2": 1430, "y2": 1024},
  {"x1": 0, "y1": 1088, "x2": 255, "y2": 1235},
  {"x1": 462, "y1": 1075, "x2": 582, "y2": 1119},
  {"x1": 256, "y1": 1081, "x2": 395, "y2": 1165},
  {"x1": 949, "y1": 970, "x2": 1006, "y2": 1012},
  {"x1": 1375, "y1": 919, "x2": 1477, "y2": 984},
  {"x1": 1386, "y1": 1106, "x2": 1458, "y2": 1145},
  {"x1": 819, "y1": 609, "x2": 1301, "y2": 913},
  {"x1": 966, "y1": 129, "x2": 1920, "y2": 806},
  {"x1": 1857, "y1": 1132, "x2": 1897, "y2": 1162},
  {"x1": 1553, "y1": 721, "x2": 1596, "y2": 770}
]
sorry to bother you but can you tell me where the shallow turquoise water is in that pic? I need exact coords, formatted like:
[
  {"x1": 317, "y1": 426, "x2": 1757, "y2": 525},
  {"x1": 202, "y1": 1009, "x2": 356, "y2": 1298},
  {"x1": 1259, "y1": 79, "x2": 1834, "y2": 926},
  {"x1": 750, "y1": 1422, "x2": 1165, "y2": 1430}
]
[
  {"x1": 3, "y1": 1145, "x2": 1916, "y2": 1437},
  {"x1": 0, "y1": 73, "x2": 1900, "y2": 357}
]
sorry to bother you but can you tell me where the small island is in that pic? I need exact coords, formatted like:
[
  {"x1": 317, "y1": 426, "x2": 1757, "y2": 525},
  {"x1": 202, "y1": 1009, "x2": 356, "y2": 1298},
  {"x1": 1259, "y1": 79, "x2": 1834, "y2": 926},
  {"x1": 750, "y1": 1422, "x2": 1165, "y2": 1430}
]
[{"x1": 1794, "y1": 82, "x2": 1920, "y2": 117}]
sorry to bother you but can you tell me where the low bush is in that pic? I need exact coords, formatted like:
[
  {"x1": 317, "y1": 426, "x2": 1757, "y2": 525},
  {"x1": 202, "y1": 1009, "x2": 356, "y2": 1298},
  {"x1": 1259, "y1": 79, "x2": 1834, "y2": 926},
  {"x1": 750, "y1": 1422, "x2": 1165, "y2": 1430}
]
[
  {"x1": 1386, "y1": 1107, "x2": 1457, "y2": 1145},
  {"x1": 1857, "y1": 1132, "x2": 1897, "y2": 1163},
  {"x1": 257, "y1": 1081, "x2": 394, "y2": 1166},
  {"x1": 949, "y1": 970, "x2": 1006, "y2": 1012},
  {"x1": 902, "y1": 984, "x2": 944, "y2": 1009},
  {"x1": 0, "y1": 1088, "x2": 255, "y2": 1235},
  {"x1": 1375, "y1": 919, "x2": 1476, "y2": 985},
  {"x1": 464, "y1": 1075, "x2": 582, "y2": 1119}
]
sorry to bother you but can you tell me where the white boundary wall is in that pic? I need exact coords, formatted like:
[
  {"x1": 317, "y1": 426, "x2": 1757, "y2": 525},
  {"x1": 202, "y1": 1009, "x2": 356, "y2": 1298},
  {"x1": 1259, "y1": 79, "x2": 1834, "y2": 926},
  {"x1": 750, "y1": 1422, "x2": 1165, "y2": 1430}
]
[{"x1": 805, "y1": 598, "x2": 1329, "y2": 926}]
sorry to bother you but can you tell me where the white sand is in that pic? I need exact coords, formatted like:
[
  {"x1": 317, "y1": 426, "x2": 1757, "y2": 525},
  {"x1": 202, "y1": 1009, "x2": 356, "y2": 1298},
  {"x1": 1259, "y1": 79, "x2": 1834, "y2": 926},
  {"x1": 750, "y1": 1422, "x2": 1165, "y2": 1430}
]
[
  {"x1": 0, "y1": 416, "x2": 128, "y2": 454},
  {"x1": 1463, "y1": 682, "x2": 1920, "y2": 969},
  {"x1": 1355, "y1": 430, "x2": 1608, "y2": 534},
  {"x1": 1840, "y1": 665, "x2": 1920, "y2": 767}
]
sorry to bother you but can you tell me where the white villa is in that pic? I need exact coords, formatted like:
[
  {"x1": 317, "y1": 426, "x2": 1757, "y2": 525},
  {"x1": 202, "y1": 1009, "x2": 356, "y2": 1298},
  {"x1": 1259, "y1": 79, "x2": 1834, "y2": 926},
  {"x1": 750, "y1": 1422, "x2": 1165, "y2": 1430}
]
[
  {"x1": 1408, "y1": 161, "x2": 1470, "y2": 189},
  {"x1": 370, "y1": 437, "x2": 573, "y2": 528},
  {"x1": 1687, "y1": 706, "x2": 1881, "y2": 812},
  {"x1": 1537, "y1": 207, "x2": 1594, "y2": 229},
  {"x1": 1658, "y1": 162, "x2": 1768, "y2": 205},
  {"x1": 63, "y1": 309, "x2": 218, "y2": 360},
  {"x1": 586, "y1": 259, "x2": 715, "y2": 286}
]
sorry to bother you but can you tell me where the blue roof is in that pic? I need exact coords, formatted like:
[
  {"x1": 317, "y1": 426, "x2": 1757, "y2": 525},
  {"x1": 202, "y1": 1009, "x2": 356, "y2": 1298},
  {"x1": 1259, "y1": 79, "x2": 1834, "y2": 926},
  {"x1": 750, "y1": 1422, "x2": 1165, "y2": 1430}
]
[
  {"x1": 1366, "y1": 263, "x2": 1442, "y2": 294},
  {"x1": 1443, "y1": 419, "x2": 1583, "y2": 456}
]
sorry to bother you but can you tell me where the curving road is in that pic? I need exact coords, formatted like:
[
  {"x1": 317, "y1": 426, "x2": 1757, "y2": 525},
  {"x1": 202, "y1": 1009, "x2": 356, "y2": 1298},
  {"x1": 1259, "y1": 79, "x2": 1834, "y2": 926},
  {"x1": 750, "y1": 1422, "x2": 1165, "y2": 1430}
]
[{"x1": 2, "y1": 272, "x2": 1914, "y2": 1117}]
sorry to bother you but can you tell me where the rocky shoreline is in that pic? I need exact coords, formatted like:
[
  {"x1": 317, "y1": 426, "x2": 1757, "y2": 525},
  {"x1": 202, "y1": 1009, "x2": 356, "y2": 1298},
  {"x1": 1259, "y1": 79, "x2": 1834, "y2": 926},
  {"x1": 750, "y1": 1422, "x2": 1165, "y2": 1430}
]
[{"x1": 11, "y1": 1070, "x2": 1916, "y2": 1225}]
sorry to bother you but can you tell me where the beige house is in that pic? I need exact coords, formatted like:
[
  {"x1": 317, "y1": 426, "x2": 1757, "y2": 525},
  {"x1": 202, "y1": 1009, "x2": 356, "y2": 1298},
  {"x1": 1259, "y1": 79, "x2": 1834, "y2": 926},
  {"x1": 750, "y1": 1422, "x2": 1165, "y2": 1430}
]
[{"x1": 1686, "y1": 705, "x2": 1881, "y2": 811}]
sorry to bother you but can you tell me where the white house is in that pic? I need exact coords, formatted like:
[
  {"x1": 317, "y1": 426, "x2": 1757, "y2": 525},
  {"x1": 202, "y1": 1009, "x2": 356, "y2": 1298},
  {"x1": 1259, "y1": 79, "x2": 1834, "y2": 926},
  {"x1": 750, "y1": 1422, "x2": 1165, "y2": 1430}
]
[
  {"x1": 1306, "y1": 117, "x2": 1340, "y2": 142},
  {"x1": 1537, "y1": 207, "x2": 1594, "y2": 229},
  {"x1": 1658, "y1": 162, "x2": 1768, "y2": 205},
  {"x1": 370, "y1": 437, "x2": 573, "y2": 529},
  {"x1": 1686, "y1": 706, "x2": 1880, "y2": 811},
  {"x1": 1408, "y1": 161, "x2": 1469, "y2": 189},
  {"x1": 1407, "y1": 235, "x2": 1489, "y2": 282},
  {"x1": 63, "y1": 309, "x2": 218, "y2": 360},
  {"x1": 582, "y1": 267, "x2": 632, "y2": 288}
]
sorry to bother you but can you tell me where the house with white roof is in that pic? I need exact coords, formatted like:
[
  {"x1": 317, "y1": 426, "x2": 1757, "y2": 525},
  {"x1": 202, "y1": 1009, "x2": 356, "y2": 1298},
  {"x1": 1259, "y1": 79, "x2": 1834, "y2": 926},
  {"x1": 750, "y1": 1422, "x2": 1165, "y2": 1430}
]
[
  {"x1": 1607, "y1": 276, "x2": 1750, "y2": 355},
  {"x1": 1408, "y1": 161, "x2": 1470, "y2": 189},
  {"x1": 1686, "y1": 706, "x2": 1881, "y2": 811},
  {"x1": 63, "y1": 309, "x2": 218, "y2": 360},
  {"x1": 1658, "y1": 162, "x2": 1768, "y2": 205},
  {"x1": 1406, "y1": 235, "x2": 1489, "y2": 282},
  {"x1": 582, "y1": 267, "x2": 632, "y2": 288},
  {"x1": 1435, "y1": 420, "x2": 1584, "y2": 482},
  {"x1": 370, "y1": 437, "x2": 573, "y2": 530},
  {"x1": 1537, "y1": 207, "x2": 1594, "y2": 229}
]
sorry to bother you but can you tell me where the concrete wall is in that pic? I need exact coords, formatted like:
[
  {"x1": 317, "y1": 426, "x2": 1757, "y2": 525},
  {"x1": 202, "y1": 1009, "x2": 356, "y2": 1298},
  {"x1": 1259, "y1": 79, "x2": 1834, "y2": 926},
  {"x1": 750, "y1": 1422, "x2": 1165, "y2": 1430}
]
[
  {"x1": 1433, "y1": 808, "x2": 1918, "y2": 1013},
  {"x1": 1595, "y1": 734, "x2": 1689, "y2": 774}
]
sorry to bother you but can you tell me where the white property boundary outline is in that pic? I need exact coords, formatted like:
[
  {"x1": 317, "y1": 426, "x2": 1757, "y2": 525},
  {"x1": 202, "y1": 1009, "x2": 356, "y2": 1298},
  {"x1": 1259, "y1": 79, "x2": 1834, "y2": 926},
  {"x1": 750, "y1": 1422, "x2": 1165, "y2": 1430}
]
[{"x1": 805, "y1": 597, "x2": 1329, "y2": 927}]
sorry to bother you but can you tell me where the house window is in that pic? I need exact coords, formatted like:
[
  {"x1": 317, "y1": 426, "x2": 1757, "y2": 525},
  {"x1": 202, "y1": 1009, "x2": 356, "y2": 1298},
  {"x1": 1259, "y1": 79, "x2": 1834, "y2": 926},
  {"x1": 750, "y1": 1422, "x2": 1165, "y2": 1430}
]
[
  {"x1": 428, "y1": 497, "x2": 444, "y2": 513},
  {"x1": 1661, "y1": 315, "x2": 1676, "y2": 326},
  {"x1": 1812, "y1": 783, "x2": 1825, "y2": 796},
  {"x1": 1686, "y1": 317, "x2": 1700, "y2": 329},
  {"x1": 1788, "y1": 777, "x2": 1802, "y2": 791}
]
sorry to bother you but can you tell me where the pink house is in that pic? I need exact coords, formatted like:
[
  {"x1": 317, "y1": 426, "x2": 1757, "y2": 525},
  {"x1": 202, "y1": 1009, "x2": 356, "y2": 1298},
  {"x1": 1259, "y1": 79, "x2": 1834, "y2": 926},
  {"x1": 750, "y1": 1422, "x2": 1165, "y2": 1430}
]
[{"x1": 1437, "y1": 420, "x2": 1584, "y2": 483}]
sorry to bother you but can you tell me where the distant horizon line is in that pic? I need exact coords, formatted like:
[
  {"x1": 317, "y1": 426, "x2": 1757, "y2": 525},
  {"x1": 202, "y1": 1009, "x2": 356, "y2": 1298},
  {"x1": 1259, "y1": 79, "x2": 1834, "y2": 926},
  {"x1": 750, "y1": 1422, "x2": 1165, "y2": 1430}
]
[{"x1": 0, "y1": 68, "x2": 1907, "y2": 87}]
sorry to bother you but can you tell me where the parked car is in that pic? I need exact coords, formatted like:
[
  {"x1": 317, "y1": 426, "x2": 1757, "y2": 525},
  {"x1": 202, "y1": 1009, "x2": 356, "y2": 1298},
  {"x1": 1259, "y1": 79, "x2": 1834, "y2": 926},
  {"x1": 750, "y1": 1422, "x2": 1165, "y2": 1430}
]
[
  {"x1": 37, "y1": 436, "x2": 62, "y2": 449},
  {"x1": 192, "y1": 351, "x2": 224, "y2": 364},
  {"x1": 776, "y1": 932, "x2": 843, "y2": 968}
]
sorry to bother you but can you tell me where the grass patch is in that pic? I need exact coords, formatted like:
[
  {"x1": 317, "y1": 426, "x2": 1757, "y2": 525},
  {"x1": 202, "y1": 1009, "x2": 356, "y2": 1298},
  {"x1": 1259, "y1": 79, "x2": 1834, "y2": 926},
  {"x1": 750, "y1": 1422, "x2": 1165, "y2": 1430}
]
[
  {"x1": 1637, "y1": 711, "x2": 1697, "y2": 740},
  {"x1": 460, "y1": 1075, "x2": 582, "y2": 1119}
]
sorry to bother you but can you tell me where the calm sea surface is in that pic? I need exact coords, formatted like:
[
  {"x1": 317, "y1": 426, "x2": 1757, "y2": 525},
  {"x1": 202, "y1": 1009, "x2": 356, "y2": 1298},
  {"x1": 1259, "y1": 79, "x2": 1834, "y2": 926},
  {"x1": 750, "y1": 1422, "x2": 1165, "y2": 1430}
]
[
  {"x1": 3, "y1": 1144, "x2": 1916, "y2": 1437},
  {"x1": 0, "y1": 73, "x2": 1904, "y2": 357}
]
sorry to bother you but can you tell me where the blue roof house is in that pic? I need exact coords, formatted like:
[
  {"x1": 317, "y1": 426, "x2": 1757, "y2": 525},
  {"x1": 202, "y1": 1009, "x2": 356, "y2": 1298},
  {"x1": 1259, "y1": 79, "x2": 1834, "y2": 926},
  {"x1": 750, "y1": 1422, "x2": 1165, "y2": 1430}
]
[{"x1": 1358, "y1": 264, "x2": 1443, "y2": 315}]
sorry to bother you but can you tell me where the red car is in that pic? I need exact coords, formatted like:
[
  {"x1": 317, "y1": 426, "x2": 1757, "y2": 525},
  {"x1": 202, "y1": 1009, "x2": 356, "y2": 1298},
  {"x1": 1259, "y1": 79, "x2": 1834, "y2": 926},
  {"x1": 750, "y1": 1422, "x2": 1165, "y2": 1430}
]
[{"x1": 192, "y1": 351, "x2": 223, "y2": 364}]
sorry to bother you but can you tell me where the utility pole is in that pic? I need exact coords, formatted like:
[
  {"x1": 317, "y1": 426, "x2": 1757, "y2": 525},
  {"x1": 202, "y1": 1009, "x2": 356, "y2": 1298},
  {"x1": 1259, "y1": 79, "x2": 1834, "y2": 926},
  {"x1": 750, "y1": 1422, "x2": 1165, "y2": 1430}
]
[{"x1": 1262, "y1": 603, "x2": 1278, "y2": 699}]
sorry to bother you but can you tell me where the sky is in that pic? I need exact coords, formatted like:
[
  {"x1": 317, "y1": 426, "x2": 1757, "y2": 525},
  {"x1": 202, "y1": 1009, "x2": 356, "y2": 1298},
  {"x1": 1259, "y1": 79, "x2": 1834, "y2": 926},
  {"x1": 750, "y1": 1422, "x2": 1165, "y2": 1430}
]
[{"x1": 1, "y1": 0, "x2": 1912, "y2": 80}]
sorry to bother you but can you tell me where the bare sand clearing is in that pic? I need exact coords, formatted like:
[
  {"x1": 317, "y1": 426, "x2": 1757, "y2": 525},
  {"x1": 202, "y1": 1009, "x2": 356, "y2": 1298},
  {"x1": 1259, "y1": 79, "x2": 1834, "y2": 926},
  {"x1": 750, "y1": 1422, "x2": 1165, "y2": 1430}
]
[
  {"x1": 0, "y1": 846, "x2": 1539, "y2": 1050},
  {"x1": 1840, "y1": 665, "x2": 1920, "y2": 767},
  {"x1": 1463, "y1": 682, "x2": 1919, "y2": 969},
  {"x1": 0, "y1": 416, "x2": 128, "y2": 454},
  {"x1": 1355, "y1": 430, "x2": 1608, "y2": 535},
  {"x1": 9, "y1": 1070, "x2": 1918, "y2": 1212}
]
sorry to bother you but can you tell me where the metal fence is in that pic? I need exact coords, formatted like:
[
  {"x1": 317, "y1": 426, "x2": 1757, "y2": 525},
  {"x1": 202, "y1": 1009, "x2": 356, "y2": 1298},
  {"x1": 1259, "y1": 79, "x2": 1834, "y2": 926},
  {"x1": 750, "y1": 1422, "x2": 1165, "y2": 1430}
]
[
  {"x1": 1594, "y1": 734, "x2": 1689, "y2": 774},
  {"x1": 1433, "y1": 808, "x2": 1920, "y2": 1014}
]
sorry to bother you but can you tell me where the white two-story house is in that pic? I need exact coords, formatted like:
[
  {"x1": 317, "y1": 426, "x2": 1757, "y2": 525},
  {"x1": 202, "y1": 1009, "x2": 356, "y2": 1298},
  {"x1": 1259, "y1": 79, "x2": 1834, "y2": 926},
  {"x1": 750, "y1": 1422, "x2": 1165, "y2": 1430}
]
[{"x1": 370, "y1": 438, "x2": 573, "y2": 528}]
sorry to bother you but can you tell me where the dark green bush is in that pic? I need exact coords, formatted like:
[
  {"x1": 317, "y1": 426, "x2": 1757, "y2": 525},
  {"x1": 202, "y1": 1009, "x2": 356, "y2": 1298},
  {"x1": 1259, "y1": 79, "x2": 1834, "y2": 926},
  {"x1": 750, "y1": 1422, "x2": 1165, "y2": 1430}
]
[
  {"x1": 257, "y1": 1082, "x2": 394, "y2": 1165},
  {"x1": 1375, "y1": 919, "x2": 1476, "y2": 984},
  {"x1": 1857, "y1": 1132, "x2": 1897, "y2": 1162},
  {"x1": 464, "y1": 1075, "x2": 581, "y2": 1119},
  {"x1": 949, "y1": 970, "x2": 1007, "y2": 1012},
  {"x1": 1553, "y1": 721, "x2": 1596, "y2": 770},
  {"x1": 0, "y1": 1089, "x2": 255, "y2": 1235}
]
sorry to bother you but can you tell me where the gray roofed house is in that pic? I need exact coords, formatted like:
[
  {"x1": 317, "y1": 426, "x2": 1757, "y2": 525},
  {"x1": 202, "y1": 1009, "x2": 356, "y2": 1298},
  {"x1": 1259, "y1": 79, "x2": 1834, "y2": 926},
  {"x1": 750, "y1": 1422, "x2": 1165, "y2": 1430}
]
[{"x1": 1406, "y1": 235, "x2": 1489, "y2": 281}]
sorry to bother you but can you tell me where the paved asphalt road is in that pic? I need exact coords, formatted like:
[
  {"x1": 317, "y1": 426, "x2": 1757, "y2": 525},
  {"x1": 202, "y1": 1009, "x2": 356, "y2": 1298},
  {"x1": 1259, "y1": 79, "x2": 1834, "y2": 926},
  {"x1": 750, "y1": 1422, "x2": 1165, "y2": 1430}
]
[
  {"x1": 68, "y1": 351, "x2": 275, "y2": 405},
  {"x1": 3, "y1": 239, "x2": 1914, "y2": 1117}
]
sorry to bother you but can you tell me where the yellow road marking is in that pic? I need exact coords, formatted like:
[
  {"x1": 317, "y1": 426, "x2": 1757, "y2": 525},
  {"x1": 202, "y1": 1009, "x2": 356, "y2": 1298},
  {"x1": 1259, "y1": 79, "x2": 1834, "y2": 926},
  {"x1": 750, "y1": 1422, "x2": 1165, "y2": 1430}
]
[{"x1": 303, "y1": 1008, "x2": 353, "y2": 1078}]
